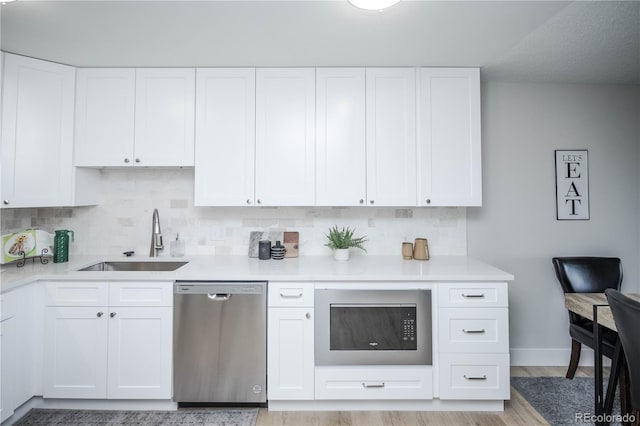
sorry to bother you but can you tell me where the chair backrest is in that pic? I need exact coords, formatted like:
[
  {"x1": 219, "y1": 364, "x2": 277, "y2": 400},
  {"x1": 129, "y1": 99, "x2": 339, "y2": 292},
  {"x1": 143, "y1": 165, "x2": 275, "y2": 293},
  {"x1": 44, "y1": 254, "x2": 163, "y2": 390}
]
[
  {"x1": 605, "y1": 289, "x2": 640, "y2": 410},
  {"x1": 552, "y1": 257, "x2": 622, "y2": 294}
]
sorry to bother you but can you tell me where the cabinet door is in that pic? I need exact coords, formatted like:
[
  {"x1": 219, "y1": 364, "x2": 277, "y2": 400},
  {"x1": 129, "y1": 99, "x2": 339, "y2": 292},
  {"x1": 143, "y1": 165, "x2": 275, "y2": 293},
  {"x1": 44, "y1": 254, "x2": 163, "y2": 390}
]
[
  {"x1": 0, "y1": 317, "x2": 16, "y2": 423},
  {"x1": 107, "y1": 307, "x2": 172, "y2": 399},
  {"x1": 194, "y1": 68, "x2": 256, "y2": 206},
  {"x1": 419, "y1": 68, "x2": 481, "y2": 206},
  {"x1": 43, "y1": 307, "x2": 109, "y2": 399},
  {"x1": 134, "y1": 68, "x2": 195, "y2": 166},
  {"x1": 316, "y1": 68, "x2": 366, "y2": 206},
  {"x1": 365, "y1": 68, "x2": 417, "y2": 207},
  {"x1": 74, "y1": 68, "x2": 136, "y2": 167},
  {"x1": 1, "y1": 53, "x2": 76, "y2": 208},
  {"x1": 255, "y1": 68, "x2": 315, "y2": 206},
  {"x1": 267, "y1": 308, "x2": 314, "y2": 400}
]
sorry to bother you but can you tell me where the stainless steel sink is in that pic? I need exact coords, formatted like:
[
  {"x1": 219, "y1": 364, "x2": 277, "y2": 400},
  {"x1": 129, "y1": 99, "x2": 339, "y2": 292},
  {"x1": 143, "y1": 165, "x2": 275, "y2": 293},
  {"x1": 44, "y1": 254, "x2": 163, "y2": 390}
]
[{"x1": 77, "y1": 261, "x2": 188, "y2": 272}]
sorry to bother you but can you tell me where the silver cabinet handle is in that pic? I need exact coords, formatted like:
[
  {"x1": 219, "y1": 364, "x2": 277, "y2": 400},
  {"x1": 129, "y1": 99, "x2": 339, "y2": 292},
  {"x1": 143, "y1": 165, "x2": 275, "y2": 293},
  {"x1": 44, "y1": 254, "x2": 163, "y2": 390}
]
[
  {"x1": 426, "y1": 199, "x2": 431, "y2": 204},
  {"x1": 97, "y1": 312, "x2": 104, "y2": 318},
  {"x1": 208, "y1": 293, "x2": 231, "y2": 301},
  {"x1": 135, "y1": 158, "x2": 141, "y2": 163},
  {"x1": 124, "y1": 158, "x2": 130, "y2": 163},
  {"x1": 362, "y1": 382, "x2": 385, "y2": 388},
  {"x1": 3, "y1": 200, "x2": 9, "y2": 205},
  {"x1": 464, "y1": 375, "x2": 487, "y2": 381},
  {"x1": 369, "y1": 200, "x2": 375, "y2": 205},
  {"x1": 305, "y1": 312, "x2": 311, "y2": 319},
  {"x1": 280, "y1": 292, "x2": 303, "y2": 298},
  {"x1": 359, "y1": 199, "x2": 364, "y2": 204},
  {"x1": 462, "y1": 293, "x2": 485, "y2": 298},
  {"x1": 246, "y1": 199, "x2": 251, "y2": 205},
  {"x1": 462, "y1": 329, "x2": 486, "y2": 334},
  {"x1": 257, "y1": 199, "x2": 262, "y2": 205},
  {"x1": 110, "y1": 312, "x2": 116, "y2": 318}
]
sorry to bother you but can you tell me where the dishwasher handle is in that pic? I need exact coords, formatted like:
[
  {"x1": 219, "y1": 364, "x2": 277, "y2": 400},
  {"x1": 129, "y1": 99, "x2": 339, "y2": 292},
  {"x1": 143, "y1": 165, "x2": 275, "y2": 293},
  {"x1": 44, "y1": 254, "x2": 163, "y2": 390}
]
[{"x1": 208, "y1": 293, "x2": 231, "y2": 301}]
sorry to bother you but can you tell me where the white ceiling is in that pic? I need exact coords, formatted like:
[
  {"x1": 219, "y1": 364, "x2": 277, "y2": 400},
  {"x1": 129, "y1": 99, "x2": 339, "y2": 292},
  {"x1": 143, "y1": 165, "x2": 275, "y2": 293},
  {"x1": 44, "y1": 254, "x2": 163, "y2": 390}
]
[{"x1": 1, "y1": 1, "x2": 638, "y2": 84}]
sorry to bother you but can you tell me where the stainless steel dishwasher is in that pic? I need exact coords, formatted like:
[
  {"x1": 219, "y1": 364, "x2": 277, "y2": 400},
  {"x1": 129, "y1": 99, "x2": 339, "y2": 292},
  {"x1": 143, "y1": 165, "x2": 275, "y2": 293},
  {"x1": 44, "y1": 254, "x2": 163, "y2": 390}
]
[{"x1": 173, "y1": 281, "x2": 266, "y2": 405}]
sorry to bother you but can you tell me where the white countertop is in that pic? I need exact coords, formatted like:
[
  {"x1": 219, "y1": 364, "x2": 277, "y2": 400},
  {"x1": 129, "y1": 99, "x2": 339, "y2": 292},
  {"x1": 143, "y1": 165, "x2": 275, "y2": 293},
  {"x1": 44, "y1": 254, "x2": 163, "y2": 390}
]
[{"x1": 0, "y1": 254, "x2": 514, "y2": 294}]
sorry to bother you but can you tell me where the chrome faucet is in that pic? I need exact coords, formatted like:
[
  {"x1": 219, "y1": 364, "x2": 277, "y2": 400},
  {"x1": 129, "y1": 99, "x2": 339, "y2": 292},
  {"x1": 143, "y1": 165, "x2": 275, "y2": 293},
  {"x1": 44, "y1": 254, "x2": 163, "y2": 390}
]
[{"x1": 150, "y1": 208, "x2": 164, "y2": 257}]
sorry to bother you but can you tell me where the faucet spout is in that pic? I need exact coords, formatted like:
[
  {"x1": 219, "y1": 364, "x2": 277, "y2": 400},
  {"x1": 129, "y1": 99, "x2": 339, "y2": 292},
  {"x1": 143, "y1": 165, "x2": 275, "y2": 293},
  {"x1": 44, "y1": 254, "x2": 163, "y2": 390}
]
[{"x1": 150, "y1": 208, "x2": 164, "y2": 257}]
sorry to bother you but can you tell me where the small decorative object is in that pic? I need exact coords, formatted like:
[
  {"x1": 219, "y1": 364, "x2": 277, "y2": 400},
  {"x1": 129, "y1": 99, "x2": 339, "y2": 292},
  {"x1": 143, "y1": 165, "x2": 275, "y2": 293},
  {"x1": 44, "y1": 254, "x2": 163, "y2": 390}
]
[
  {"x1": 555, "y1": 150, "x2": 589, "y2": 220},
  {"x1": 2, "y1": 229, "x2": 53, "y2": 264},
  {"x1": 283, "y1": 231, "x2": 299, "y2": 258},
  {"x1": 170, "y1": 234, "x2": 185, "y2": 257},
  {"x1": 402, "y1": 242, "x2": 413, "y2": 260},
  {"x1": 325, "y1": 226, "x2": 367, "y2": 261},
  {"x1": 258, "y1": 240, "x2": 271, "y2": 260},
  {"x1": 53, "y1": 229, "x2": 74, "y2": 263},
  {"x1": 271, "y1": 241, "x2": 286, "y2": 260},
  {"x1": 249, "y1": 231, "x2": 284, "y2": 257},
  {"x1": 413, "y1": 238, "x2": 429, "y2": 261}
]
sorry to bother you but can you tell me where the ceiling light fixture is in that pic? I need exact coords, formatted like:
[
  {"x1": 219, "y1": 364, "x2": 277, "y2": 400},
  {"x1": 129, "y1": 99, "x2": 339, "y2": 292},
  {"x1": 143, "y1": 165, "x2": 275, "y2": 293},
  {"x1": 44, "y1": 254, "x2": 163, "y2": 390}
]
[{"x1": 348, "y1": 0, "x2": 401, "y2": 11}]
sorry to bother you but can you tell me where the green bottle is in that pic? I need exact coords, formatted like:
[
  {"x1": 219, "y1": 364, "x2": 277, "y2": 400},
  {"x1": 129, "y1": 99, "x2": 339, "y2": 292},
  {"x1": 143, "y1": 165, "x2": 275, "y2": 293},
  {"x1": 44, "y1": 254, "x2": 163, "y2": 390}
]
[{"x1": 53, "y1": 230, "x2": 74, "y2": 263}]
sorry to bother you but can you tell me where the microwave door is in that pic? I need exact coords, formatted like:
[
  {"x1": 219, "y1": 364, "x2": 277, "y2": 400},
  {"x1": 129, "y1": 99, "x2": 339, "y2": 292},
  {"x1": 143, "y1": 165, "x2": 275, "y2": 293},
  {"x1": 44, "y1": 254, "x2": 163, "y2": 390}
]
[{"x1": 329, "y1": 304, "x2": 417, "y2": 351}]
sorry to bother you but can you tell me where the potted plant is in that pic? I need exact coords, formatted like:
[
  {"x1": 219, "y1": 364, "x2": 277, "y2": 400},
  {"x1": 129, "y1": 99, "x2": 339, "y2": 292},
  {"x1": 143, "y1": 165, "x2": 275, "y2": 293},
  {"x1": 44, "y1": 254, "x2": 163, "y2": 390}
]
[{"x1": 325, "y1": 226, "x2": 367, "y2": 261}]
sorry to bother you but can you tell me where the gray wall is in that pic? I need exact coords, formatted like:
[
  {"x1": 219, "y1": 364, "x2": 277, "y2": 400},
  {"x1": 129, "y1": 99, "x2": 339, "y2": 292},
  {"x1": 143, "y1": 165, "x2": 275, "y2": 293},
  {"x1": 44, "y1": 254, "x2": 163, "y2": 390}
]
[{"x1": 468, "y1": 81, "x2": 640, "y2": 365}]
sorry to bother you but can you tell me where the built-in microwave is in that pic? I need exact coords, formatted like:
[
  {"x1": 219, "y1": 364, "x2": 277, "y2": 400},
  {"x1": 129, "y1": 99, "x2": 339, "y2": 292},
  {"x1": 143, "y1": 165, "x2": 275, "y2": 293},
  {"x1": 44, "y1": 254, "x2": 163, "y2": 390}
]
[{"x1": 315, "y1": 289, "x2": 432, "y2": 365}]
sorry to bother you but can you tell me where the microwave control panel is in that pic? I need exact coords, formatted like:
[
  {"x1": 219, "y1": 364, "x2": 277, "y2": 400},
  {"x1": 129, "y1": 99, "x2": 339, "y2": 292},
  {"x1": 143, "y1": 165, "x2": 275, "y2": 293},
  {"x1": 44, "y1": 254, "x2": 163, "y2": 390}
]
[{"x1": 401, "y1": 307, "x2": 417, "y2": 350}]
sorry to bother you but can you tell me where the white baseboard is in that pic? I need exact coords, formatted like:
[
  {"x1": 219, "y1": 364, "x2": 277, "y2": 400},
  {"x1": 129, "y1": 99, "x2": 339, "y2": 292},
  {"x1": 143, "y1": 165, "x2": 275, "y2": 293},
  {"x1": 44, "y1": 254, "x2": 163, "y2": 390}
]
[{"x1": 510, "y1": 347, "x2": 602, "y2": 367}]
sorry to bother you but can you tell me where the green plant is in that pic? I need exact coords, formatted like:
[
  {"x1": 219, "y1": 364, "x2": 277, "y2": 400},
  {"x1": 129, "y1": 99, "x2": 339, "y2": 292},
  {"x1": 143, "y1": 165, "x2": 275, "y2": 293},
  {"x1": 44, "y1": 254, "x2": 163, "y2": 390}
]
[{"x1": 324, "y1": 226, "x2": 367, "y2": 252}]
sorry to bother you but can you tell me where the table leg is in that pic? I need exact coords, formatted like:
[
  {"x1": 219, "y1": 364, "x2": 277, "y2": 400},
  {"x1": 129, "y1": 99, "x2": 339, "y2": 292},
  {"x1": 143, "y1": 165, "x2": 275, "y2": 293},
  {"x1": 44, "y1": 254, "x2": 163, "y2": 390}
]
[
  {"x1": 604, "y1": 338, "x2": 623, "y2": 414},
  {"x1": 593, "y1": 305, "x2": 605, "y2": 424}
]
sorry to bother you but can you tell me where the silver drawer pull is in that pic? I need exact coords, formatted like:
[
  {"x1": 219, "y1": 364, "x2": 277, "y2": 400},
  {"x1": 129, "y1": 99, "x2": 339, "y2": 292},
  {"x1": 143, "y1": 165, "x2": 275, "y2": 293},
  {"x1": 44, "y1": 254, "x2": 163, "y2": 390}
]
[
  {"x1": 462, "y1": 329, "x2": 486, "y2": 334},
  {"x1": 208, "y1": 293, "x2": 231, "y2": 301},
  {"x1": 464, "y1": 375, "x2": 487, "y2": 381},
  {"x1": 362, "y1": 382, "x2": 385, "y2": 388},
  {"x1": 461, "y1": 293, "x2": 485, "y2": 298},
  {"x1": 280, "y1": 291, "x2": 303, "y2": 298}
]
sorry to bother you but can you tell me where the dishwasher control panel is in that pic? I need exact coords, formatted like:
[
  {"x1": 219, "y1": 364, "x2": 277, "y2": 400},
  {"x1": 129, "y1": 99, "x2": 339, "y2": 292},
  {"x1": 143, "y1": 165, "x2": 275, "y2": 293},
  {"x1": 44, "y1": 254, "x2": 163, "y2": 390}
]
[{"x1": 174, "y1": 281, "x2": 266, "y2": 295}]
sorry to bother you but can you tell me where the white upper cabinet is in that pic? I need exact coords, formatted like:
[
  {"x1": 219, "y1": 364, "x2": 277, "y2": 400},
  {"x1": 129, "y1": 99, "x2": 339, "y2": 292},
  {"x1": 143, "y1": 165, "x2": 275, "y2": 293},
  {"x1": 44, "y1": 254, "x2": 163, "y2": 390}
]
[
  {"x1": 134, "y1": 68, "x2": 195, "y2": 166},
  {"x1": 365, "y1": 68, "x2": 417, "y2": 207},
  {"x1": 419, "y1": 68, "x2": 481, "y2": 206},
  {"x1": 194, "y1": 68, "x2": 256, "y2": 206},
  {"x1": 255, "y1": 68, "x2": 315, "y2": 206},
  {"x1": 1, "y1": 53, "x2": 99, "y2": 208},
  {"x1": 74, "y1": 68, "x2": 136, "y2": 167},
  {"x1": 74, "y1": 68, "x2": 195, "y2": 167},
  {"x1": 316, "y1": 68, "x2": 366, "y2": 207}
]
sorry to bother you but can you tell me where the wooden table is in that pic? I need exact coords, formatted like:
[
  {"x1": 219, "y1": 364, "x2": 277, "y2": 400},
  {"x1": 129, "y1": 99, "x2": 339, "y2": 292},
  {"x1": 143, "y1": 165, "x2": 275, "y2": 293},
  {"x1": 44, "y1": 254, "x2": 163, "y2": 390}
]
[{"x1": 564, "y1": 292, "x2": 640, "y2": 423}]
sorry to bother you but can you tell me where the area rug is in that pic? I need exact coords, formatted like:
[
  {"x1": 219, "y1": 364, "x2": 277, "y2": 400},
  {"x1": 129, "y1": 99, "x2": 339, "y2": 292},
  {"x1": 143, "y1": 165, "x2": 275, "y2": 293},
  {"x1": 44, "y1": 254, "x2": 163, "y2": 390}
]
[
  {"x1": 14, "y1": 408, "x2": 258, "y2": 426},
  {"x1": 512, "y1": 376, "x2": 625, "y2": 426}
]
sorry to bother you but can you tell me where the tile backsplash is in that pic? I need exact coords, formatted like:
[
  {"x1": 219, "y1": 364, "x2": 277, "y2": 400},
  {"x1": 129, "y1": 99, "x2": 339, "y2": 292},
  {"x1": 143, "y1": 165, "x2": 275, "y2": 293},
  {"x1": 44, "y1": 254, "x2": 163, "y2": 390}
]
[{"x1": 1, "y1": 169, "x2": 467, "y2": 258}]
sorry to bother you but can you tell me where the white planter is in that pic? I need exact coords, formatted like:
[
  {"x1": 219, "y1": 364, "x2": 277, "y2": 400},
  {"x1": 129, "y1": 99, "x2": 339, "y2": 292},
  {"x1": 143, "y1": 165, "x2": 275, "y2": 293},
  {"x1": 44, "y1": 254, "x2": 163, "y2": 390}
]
[{"x1": 333, "y1": 249, "x2": 350, "y2": 261}]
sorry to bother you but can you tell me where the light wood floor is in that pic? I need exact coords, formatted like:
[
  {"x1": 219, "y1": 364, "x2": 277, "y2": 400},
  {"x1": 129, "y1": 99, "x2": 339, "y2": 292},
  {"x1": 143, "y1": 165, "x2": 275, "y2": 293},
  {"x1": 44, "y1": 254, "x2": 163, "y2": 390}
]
[{"x1": 256, "y1": 366, "x2": 595, "y2": 426}]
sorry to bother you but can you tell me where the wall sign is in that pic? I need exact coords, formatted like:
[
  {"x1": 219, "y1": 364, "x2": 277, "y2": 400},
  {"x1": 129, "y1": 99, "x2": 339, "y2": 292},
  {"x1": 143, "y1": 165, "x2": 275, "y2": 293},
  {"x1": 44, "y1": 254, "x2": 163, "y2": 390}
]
[{"x1": 555, "y1": 150, "x2": 589, "y2": 220}]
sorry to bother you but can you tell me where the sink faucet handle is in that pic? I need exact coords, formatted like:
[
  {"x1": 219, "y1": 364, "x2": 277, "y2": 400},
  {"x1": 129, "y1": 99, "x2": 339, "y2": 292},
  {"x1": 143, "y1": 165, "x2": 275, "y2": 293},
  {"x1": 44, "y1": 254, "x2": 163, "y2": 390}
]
[{"x1": 123, "y1": 251, "x2": 135, "y2": 257}]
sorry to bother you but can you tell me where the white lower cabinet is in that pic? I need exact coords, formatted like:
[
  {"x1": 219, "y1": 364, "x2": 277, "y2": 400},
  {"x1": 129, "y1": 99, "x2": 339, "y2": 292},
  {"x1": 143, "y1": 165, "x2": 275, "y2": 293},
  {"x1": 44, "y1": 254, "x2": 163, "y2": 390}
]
[
  {"x1": 1, "y1": 282, "x2": 43, "y2": 422},
  {"x1": 43, "y1": 281, "x2": 173, "y2": 400},
  {"x1": 315, "y1": 366, "x2": 433, "y2": 400},
  {"x1": 437, "y1": 282, "x2": 510, "y2": 401},
  {"x1": 438, "y1": 353, "x2": 510, "y2": 400},
  {"x1": 267, "y1": 282, "x2": 315, "y2": 400}
]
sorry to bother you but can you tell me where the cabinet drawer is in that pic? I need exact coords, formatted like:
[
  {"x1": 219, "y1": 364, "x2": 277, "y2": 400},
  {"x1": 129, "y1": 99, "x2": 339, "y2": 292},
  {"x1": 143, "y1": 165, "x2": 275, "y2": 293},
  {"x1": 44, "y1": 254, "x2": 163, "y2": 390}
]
[
  {"x1": 315, "y1": 366, "x2": 433, "y2": 400},
  {"x1": 268, "y1": 282, "x2": 314, "y2": 307},
  {"x1": 45, "y1": 281, "x2": 108, "y2": 306},
  {"x1": 109, "y1": 281, "x2": 173, "y2": 307},
  {"x1": 438, "y1": 308, "x2": 509, "y2": 353},
  {"x1": 438, "y1": 282, "x2": 508, "y2": 307},
  {"x1": 439, "y1": 353, "x2": 510, "y2": 400}
]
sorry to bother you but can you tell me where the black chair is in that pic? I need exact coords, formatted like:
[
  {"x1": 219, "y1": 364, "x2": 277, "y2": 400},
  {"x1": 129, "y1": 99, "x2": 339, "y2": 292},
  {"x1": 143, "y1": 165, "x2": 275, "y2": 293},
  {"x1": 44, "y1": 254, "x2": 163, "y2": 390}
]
[
  {"x1": 552, "y1": 257, "x2": 622, "y2": 379},
  {"x1": 605, "y1": 289, "x2": 640, "y2": 421}
]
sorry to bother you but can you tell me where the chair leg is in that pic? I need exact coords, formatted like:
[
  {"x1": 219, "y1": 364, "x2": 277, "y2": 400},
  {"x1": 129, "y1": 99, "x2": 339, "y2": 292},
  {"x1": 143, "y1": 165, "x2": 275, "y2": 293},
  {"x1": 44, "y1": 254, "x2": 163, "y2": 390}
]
[
  {"x1": 619, "y1": 355, "x2": 632, "y2": 421},
  {"x1": 566, "y1": 339, "x2": 581, "y2": 379}
]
